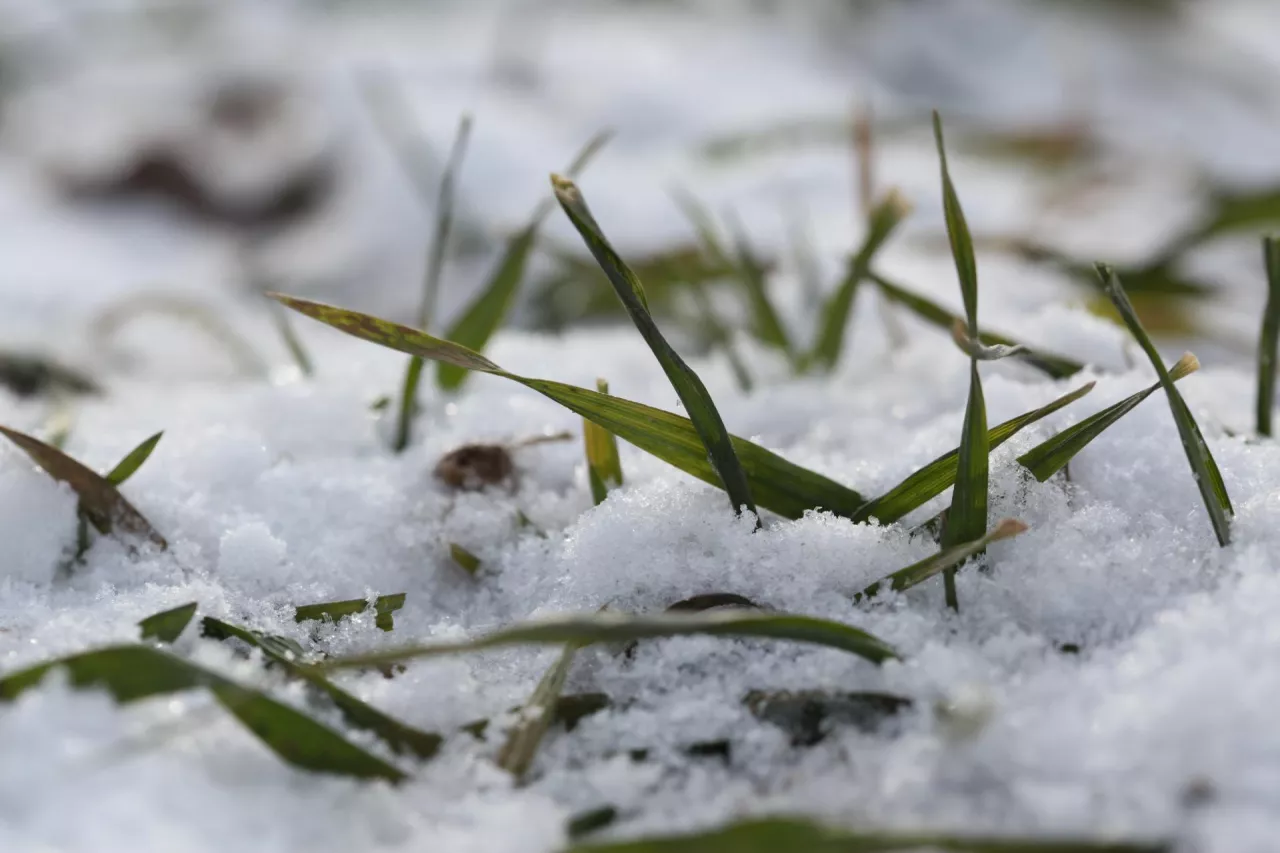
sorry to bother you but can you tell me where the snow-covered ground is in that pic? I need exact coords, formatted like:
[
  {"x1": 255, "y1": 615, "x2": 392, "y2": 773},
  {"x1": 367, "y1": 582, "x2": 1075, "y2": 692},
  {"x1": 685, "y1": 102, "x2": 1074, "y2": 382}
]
[{"x1": 3, "y1": 1, "x2": 1280, "y2": 850}]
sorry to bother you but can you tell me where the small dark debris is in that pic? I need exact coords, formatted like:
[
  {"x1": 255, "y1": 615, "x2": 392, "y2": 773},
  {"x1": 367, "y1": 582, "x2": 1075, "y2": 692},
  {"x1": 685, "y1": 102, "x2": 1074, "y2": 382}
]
[
  {"x1": 683, "y1": 739, "x2": 731, "y2": 762},
  {"x1": 1180, "y1": 777, "x2": 1217, "y2": 810},
  {"x1": 434, "y1": 443, "x2": 515, "y2": 491},
  {"x1": 1058, "y1": 643, "x2": 1082, "y2": 655},
  {"x1": 556, "y1": 692, "x2": 611, "y2": 732},
  {"x1": 666, "y1": 592, "x2": 761, "y2": 613},
  {"x1": 744, "y1": 689, "x2": 912, "y2": 747},
  {"x1": 567, "y1": 805, "x2": 618, "y2": 839}
]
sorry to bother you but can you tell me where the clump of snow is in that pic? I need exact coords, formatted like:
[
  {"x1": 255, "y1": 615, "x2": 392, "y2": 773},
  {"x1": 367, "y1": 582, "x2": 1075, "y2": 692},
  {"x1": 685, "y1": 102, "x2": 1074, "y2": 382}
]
[{"x1": 1, "y1": 1, "x2": 1280, "y2": 852}]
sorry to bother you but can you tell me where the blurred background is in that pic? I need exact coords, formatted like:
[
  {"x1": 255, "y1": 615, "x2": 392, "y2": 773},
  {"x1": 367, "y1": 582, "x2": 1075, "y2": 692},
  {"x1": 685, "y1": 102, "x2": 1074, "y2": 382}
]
[{"x1": 3, "y1": 0, "x2": 1280, "y2": 387}]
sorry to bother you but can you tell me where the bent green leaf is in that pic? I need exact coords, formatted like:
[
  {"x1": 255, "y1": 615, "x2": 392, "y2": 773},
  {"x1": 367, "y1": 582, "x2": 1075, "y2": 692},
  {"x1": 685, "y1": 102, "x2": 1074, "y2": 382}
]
[
  {"x1": 439, "y1": 131, "x2": 611, "y2": 390},
  {"x1": 202, "y1": 616, "x2": 441, "y2": 761},
  {"x1": 1259, "y1": 237, "x2": 1280, "y2": 436},
  {"x1": 316, "y1": 609, "x2": 898, "y2": 672},
  {"x1": 1100, "y1": 265, "x2": 1232, "y2": 546},
  {"x1": 138, "y1": 601, "x2": 197, "y2": 643},
  {"x1": 856, "y1": 519, "x2": 1027, "y2": 603},
  {"x1": 0, "y1": 425, "x2": 166, "y2": 551},
  {"x1": 0, "y1": 644, "x2": 405, "y2": 781},
  {"x1": 809, "y1": 190, "x2": 910, "y2": 371},
  {"x1": 272, "y1": 295, "x2": 866, "y2": 520},
  {"x1": 873, "y1": 273, "x2": 1085, "y2": 378},
  {"x1": 295, "y1": 593, "x2": 406, "y2": 632},
  {"x1": 565, "y1": 816, "x2": 1169, "y2": 853},
  {"x1": 553, "y1": 175, "x2": 757, "y2": 522},
  {"x1": 584, "y1": 378, "x2": 624, "y2": 505},
  {"x1": 450, "y1": 543, "x2": 481, "y2": 575},
  {"x1": 1018, "y1": 354, "x2": 1198, "y2": 482}
]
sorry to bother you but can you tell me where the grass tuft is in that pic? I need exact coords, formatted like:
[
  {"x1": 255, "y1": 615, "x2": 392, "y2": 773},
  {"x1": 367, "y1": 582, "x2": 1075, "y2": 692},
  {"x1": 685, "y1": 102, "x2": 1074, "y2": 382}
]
[{"x1": 856, "y1": 519, "x2": 1027, "y2": 603}]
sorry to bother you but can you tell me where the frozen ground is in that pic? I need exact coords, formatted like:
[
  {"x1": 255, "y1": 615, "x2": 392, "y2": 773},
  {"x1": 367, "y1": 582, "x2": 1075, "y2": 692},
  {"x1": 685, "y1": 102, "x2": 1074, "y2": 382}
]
[{"x1": 2, "y1": 1, "x2": 1280, "y2": 851}]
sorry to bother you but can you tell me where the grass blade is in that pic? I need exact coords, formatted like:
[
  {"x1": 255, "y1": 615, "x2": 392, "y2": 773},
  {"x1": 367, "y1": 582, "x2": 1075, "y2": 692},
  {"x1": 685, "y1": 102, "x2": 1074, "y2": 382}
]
[
  {"x1": 272, "y1": 295, "x2": 868, "y2": 519},
  {"x1": 268, "y1": 300, "x2": 314, "y2": 377},
  {"x1": 106, "y1": 431, "x2": 163, "y2": 486},
  {"x1": 725, "y1": 212, "x2": 795, "y2": 360},
  {"x1": 553, "y1": 175, "x2": 758, "y2": 522},
  {"x1": 856, "y1": 519, "x2": 1027, "y2": 603},
  {"x1": 438, "y1": 131, "x2": 612, "y2": 390},
  {"x1": 1259, "y1": 237, "x2": 1280, "y2": 436},
  {"x1": 852, "y1": 381, "x2": 1093, "y2": 525},
  {"x1": 495, "y1": 642, "x2": 580, "y2": 781},
  {"x1": 687, "y1": 281, "x2": 754, "y2": 393},
  {"x1": 0, "y1": 425, "x2": 166, "y2": 551},
  {"x1": 202, "y1": 616, "x2": 442, "y2": 761},
  {"x1": 138, "y1": 602, "x2": 197, "y2": 643},
  {"x1": 565, "y1": 816, "x2": 1169, "y2": 853},
  {"x1": 295, "y1": 593, "x2": 406, "y2": 632},
  {"x1": 0, "y1": 645, "x2": 406, "y2": 781},
  {"x1": 934, "y1": 112, "x2": 987, "y2": 611},
  {"x1": 315, "y1": 609, "x2": 898, "y2": 672},
  {"x1": 809, "y1": 190, "x2": 910, "y2": 371},
  {"x1": 873, "y1": 273, "x2": 1085, "y2": 378},
  {"x1": 584, "y1": 378, "x2": 624, "y2": 505},
  {"x1": 1099, "y1": 264, "x2": 1233, "y2": 546},
  {"x1": 450, "y1": 542, "x2": 482, "y2": 575},
  {"x1": 1018, "y1": 354, "x2": 1199, "y2": 482},
  {"x1": 392, "y1": 115, "x2": 473, "y2": 452}
]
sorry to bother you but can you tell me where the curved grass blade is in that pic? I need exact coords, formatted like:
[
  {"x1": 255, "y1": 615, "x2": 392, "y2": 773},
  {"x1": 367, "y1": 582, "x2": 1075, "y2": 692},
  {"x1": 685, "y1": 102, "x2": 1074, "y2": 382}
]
[
  {"x1": 295, "y1": 593, "x2": 406, "y2": 633},
  {"x1": 0, "y1": 425, "x2": 166, "y2": 551},
  {"x1": 584, "y1": 378, "x2": 624, "y2": 505},
  {"x1": 0, "y1": 644, "x2": 405, "y2": 781},
  {"x1": 495, "y1": 642, "x2": 580, "y2": 781},
  {"x1": 1099, "y1": 265, "x2": 1233, "y2": 546},
  {"x1": 809, "y1": 190, "x2": 910, "y2": 371},
  {"x1": 1018, "y1": 355, "x2": 1199, "y2": 482},
  {"x1": 852, "y1": 382, "x2": 1092, "y2": 525},
  {"x1": 935, "y1": 112, "x2": 977, "y2": 329},
  {"x1": 566, "y1": 816, "x2": 1169, "y2": 853},
  {"x1": 106, "y1": 431, "x2": 163, "y2": 486},
  {"x1": 272, "y1": 295, "x2": 867, "y2": 519},
  {"x1": 688, "y1": 281, "x2": 753, "y2": 392},
  {"x1": 438, "y1": 131, "x2": 612, "y2": 390},
  {"x1": 315, "y1": 609, "x2": 898, "y2": 672},
  {"x1": 138, "y1": 601, "x2": 197, "y2": 643},
  {"x1": 667, "y1": 593, "x2": 760, "y2": 612},
  {"x1": 873, "y1": 273, "x2": 1084, "y2": 378},
  {"x1": 1259, "y1": 237, "x2": 1280, "y2": 436},
  {"x1": 725, "y1": 212, "x2": 795, "y2": 360},
  {"x1": 202, "y1": 616, "x2": 442, "y2": 761},
  {"x1": 856, "y1": 519, "x2": 1027, "y2": 603},
  {"x1": 392, "y1": 114, "x2": 473, "y2": 452},
  {"x1": 553, "y1": 175, "x2": 757, "y2": 522}
]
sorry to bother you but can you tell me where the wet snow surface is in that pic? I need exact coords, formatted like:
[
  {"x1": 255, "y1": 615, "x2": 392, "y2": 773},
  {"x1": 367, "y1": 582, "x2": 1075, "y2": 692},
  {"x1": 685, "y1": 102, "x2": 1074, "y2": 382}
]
[{"x1": 3, "y1": 1, "x2": 1280, "y2": 851}]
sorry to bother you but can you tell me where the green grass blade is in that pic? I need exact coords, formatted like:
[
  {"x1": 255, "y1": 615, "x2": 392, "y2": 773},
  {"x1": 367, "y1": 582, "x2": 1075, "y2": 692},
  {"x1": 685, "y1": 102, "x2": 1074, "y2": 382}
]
[
  {"x1": 1259, "y1": 237, "x2": 1280, "y2": 436},
  {"x1": 295, "y1": 593, "x2": 406, "y2": 632},
  {"x1": 271, "y1": 294, "x2": 867, "y2": 519},
  {"x1": 934, "y1": 112, "x2": 978, "y2": 332},
  {"x1": 1018, "y1": 354, "x2": 1199, "y2": 482},
  {"x1": 565, "y1": 816, "x2": 1169, "y2": 853},
  {"x1": 450, "y1": 542, "x2": 481, "y2": 575},
  {"x1": 202, "y1": 616, "x2": 441, "y2": 761},
  {"x1": 0, "y1": 644, "x2": 406, "y2": 781},
  {"x1": 138, "y1": 602, "x2": 197, "y2": 643},
  {"x1": 553, "y1": 175, "x2": 758, "y2": 521},
  {"x1": 1099, "y1": 265, "x2": 1233, "y2": 545},
  {"x1": 934, "y1": 111, "x2": 987, "y2": 610},
  {"x1": 105, "y1": 431, "x2": 163, "y2": 486},
  {"x1": 873, "y1": 274, "x2": 1084, "y2": 378},
  {"x1": 584, "y1": 378, "x2": 624, "y2": 505},
  {"x1": 809, "y1": 190, "x2": 910, "y2": 371},
  {"x1": 725, "y1": 212, "x2": 795, "y2": 359},
  {"x1": 687, "y1": 281, "x2": 754, "y2": 392},
  {"x1": 317, "y1": 609, "x2": 898, "y2": 672},
  {"x1": 391, "y1": 115, "x2": 472, "y2": 453},
  {"x1": 0, "y1": 424, "x2": 166, "y2": 551},
  {"x1": 438, "y1": 131, "x2": 612, "y2": 391},
  {"x1": 852, "y1": 379, "x2": 1094, "y2": 526},
  {"x1": 856, "y1": 519, "x2": 1027, "y2": 603},
  {"x1": 496, "y1": 642, "x2": 580, "y2": 781}
]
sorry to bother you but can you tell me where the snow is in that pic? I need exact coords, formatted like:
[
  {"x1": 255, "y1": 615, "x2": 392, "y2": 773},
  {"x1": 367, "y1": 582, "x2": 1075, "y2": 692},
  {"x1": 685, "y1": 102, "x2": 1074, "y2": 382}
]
[{"x1": 2, "y1": 0, "x2": 1280, "y2": 851}]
